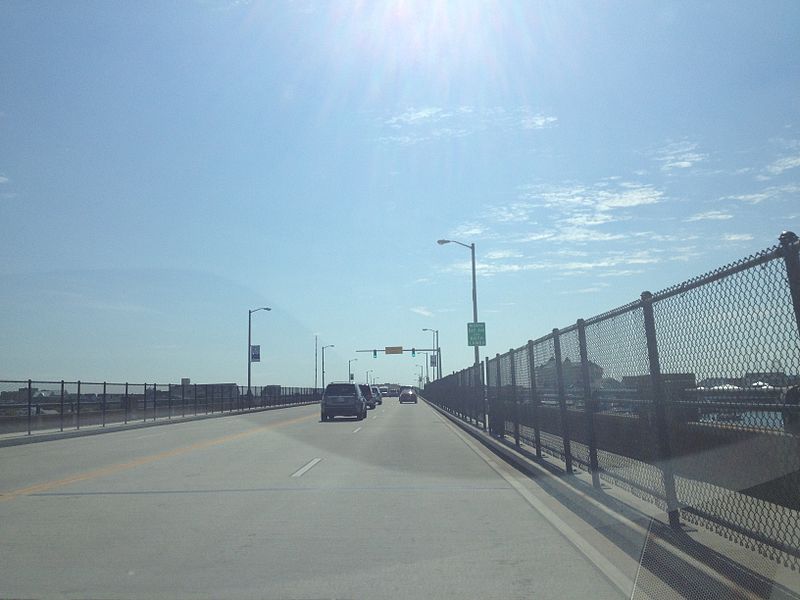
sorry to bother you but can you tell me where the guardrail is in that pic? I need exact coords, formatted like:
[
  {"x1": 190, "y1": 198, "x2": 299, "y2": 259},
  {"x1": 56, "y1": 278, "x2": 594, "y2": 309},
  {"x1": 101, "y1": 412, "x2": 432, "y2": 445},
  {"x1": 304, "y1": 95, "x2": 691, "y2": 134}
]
[
  {"x1": 425, "y1": 230, "x2": 800, "y2": 570},
  {"x1": 0, "y1": 381, "x2": 321, "y2": 436}
]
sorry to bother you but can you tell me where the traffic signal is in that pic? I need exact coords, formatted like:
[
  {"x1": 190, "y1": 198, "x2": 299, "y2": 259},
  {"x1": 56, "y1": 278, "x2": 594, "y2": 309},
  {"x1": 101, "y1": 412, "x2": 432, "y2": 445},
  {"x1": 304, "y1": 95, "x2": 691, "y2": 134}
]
[
  {"x1": 412, "y1": 347, "x2": 416, "y2": 357},
  {"x1": 373, "y1": 349, "x2": 377, "y2": 358}
]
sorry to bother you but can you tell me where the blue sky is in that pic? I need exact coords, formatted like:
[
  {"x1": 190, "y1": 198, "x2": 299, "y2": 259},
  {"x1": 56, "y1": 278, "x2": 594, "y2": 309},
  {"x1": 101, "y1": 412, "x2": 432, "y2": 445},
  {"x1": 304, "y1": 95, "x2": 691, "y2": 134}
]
[{"x1": 1, "y1": 1, "x2": 799, "y2": 387}]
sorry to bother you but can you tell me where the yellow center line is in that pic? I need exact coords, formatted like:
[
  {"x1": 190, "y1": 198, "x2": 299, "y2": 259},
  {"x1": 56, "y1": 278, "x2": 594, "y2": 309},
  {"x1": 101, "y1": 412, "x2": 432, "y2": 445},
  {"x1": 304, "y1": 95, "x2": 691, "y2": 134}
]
[{"x1": 0, "y1": 413, "x2": 316, "y2": 502}]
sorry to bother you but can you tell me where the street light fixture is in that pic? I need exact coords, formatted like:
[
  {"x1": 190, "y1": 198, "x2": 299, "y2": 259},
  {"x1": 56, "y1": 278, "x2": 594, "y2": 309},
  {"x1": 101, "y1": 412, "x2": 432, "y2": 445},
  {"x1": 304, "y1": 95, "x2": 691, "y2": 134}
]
[
  {"x1": 437, "y1": 238, "x2": 480, "y2": 367},
  {"x1": 348, "y1": 358, "x2": 358, "y2": 382},
  {"x1": 321, "y1": 344, "x2": 334, "y2": 390},
  {"x1": 423, "y1": 327, "x2": 440, "y2": 380},
  {"x1": 248, "y1": 307, "x2": 271, "y2": 398}
]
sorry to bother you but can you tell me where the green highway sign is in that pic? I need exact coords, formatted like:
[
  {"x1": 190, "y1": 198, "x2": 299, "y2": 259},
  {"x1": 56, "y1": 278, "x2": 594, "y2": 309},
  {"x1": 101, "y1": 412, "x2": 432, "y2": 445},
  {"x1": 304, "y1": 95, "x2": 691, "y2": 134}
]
[{"x1": 467, "y1": 322, "x2": 486, "y2": 347}]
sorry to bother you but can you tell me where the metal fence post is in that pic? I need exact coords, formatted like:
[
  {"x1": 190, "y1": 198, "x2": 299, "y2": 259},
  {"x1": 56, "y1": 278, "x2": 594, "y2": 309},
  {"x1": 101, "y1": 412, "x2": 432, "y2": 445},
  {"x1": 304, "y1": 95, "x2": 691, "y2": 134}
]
[
  {"x1": 553, "y1": 329, "x2": 573, "y2": 474},
  {"x1": 181, "y1": 382, "x2": 186, "y2": 418},
  {"x1": 168, "y1": 383, "x2": 172, "y2": 420},
  {"x1": 578, "y1": 320, "x2": 600, "y2": 489},
  {"x1": 779, "y1": 231, "x2": 800, "y2": 338},
  {"x1": 27, "y1": 379, "x2": 32, "y2": 435},
  {"x1": 153, "y1": 384, "x2": 158, "y2": 421},
  {"x1": 124, "y1": 382, "x2": 129, "y2": 424},
  {"x1": 527, "y1": 340, "x2": 542, "y2": 458},
  {"x1": 641, "y1": 291, "x2": 681, "y2": 528},
  {"x1": 494, "y1": 354, "x2": 502, "y2": 437},
  {"x1": 482, "y1": 359, "x2": 489, "y2": 430},
  {"x1": 60, "y1": 380, "x2": 65, "y2": 432},
  {"x1": 142, "y1": 383, "x2": 147, "y2": 423},
  {"x1": 194, "y1": 384, "x2": 198, "y2": 416},
  {"x1": 76, "y1": 380, "x2": 81, "y2": 430},
  {"x1": 102, "y1": 381, "x2": 107, "y2": 428},
  {"x1": 510, "y1": 348, "x2": 520, "y2": 447},
  {"x1": 471, "y1": 364, "x2": 478, "y2": 429}
]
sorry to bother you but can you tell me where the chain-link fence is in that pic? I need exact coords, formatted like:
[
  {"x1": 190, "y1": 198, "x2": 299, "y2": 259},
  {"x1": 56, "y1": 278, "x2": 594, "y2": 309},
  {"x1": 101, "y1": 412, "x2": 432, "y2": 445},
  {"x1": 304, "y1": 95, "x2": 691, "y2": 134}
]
[
  {"x1": 425, "y1": 231, "x2": 800, "y2": 569},
  {"x1": 0, "y1": 381, "x2": 321, "y2": 436}
]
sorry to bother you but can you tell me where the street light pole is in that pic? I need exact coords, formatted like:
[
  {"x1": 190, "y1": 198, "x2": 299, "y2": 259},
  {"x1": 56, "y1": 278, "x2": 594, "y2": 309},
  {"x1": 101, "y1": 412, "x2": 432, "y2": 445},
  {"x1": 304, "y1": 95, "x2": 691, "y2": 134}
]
[
  {"x1": 423, "y1": 328, "x2": 439, "y2": 380},
  {"x1": 436, "y1": 329, "x2": 441, "y2": 379},
  {"x1": 348, "y1": 358, "x2": 358, "y2": 382},
  {"x1": 469, "y1": 242, "x2": 479, "y2": 367},
  {"x1": 248, "y1": 307, "x2": 271, "y2": 398},
  {"x1": 437, "y1": 239, "x2": 480, "y2": 368},
  {"x1": 321, "y1": 344, "x2": 334, "y2": 390}
]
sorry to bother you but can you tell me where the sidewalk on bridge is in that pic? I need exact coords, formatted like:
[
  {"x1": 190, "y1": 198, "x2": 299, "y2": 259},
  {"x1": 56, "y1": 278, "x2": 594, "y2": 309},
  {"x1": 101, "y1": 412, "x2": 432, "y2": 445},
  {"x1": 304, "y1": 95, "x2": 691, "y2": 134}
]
[{"x1": 424, "y1": 398, "x2": 800, "y2": 600}]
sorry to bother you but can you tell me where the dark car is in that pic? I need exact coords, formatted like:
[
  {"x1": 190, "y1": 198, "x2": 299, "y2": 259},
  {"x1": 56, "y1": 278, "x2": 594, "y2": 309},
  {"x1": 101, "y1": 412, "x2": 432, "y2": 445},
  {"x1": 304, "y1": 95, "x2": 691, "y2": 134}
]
[
  {"x1": 359, "y1": 384, "x2": 377, "y2": 409},
  {"x1": 321, "y1": 382, "x2": 367, "y2": 421},
  {"x1": 371, "y1": 385, "x2": 383, "y2": 405},
  {"x1": 399, "y1": 388, "x2": 418, "y2": 404}
]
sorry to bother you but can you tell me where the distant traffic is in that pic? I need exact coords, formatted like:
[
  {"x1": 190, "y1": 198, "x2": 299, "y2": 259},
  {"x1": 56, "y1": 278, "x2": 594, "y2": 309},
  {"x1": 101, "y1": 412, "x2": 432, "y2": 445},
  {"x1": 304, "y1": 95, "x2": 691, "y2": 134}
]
[{"x1": 320, "y1": 383, "x2": 418, "y2": 421}]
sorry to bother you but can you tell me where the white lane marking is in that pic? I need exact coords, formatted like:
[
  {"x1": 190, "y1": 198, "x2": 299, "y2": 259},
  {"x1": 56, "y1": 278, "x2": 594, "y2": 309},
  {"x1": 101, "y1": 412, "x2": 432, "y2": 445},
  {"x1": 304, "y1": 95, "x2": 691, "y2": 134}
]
[
  {"x1": 353, "y1": 427, "x2": 362, "y2": 433},
  {"x1": 431, "y1": 408, "x2": 640, "y2": 599},
  {"x1": 291, "y1": 458, "x2": 322, "y2": 478},
  {"x1": 372, "y1": 416, "x2": 377, "y2": 419}
]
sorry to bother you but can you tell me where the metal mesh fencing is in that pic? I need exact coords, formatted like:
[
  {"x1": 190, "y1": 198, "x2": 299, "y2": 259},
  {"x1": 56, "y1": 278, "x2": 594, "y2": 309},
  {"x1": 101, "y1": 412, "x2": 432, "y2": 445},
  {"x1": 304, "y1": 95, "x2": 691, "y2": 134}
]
[
  {"x1": 498, "y1": 352, "x2": 514, "y2": 438},
  {"x1": 0, "y1": 381, "x2": 321, "y2": 436},
  {"x1": 424, "y1": 231, "x2": 800, "y2": 569},
  {"x1": 583, "y1": 306, "x2": 668, "y2": 507},
  {"x1": 558, "y1": 327, "x2": 589, "y2": 470},
  {"x1": 530, "y1": 335, "x2": 567, "y2": 462},
  {"x1": 651, "y1": 244, "x2": 800, "y2": 565}
]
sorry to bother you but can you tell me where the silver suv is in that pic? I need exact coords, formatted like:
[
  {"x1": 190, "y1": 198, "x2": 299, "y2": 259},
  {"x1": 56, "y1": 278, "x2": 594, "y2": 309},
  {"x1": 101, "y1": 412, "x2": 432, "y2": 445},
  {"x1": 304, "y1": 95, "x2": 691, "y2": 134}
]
[{"x1": 321, "y1": 382, "x2": 367, "y2": 421}]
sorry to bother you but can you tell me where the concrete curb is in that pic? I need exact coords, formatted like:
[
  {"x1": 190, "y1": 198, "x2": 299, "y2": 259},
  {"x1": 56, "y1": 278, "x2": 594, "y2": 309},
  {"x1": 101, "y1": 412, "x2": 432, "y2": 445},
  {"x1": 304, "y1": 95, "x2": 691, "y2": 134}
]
[{"x1": 0, "y1": 402, "x2": 319, "y2": 448}]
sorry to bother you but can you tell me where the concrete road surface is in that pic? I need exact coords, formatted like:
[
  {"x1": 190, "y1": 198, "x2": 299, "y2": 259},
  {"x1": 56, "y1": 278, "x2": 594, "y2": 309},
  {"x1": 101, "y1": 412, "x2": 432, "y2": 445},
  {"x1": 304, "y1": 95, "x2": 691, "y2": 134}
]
[{"x1": 0, "y1": 400, "x2": 628, "y2": 599}]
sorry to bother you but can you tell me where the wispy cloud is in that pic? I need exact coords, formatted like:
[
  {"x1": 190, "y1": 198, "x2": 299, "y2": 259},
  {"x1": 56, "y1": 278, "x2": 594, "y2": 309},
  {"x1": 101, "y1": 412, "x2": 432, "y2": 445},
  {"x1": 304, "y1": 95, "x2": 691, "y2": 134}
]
[
  {"x1": 510, "y1": 230, "x2": 557, "y2": 243},
  {"x1": 655, "y1": 141, "x2": 708, "y2": 171},
  {"x1": 449, "y1": 222, "x2": 490, "y2": 239},
  {"x1": 519, "y1": 181, "x2": 662, "y2": 213},
  {"x1": 765, "y1": 154, "x2": 800, "y2": 176},
  {"x1": 487, "y1": 202, "x2": 537, "y2": 223},
  {"x1": 410, "y1": 306, "x2": 433, "y2": 317},
  {"x1": 560, "y1": 283, "x2": 611, "y2": 295},
  {"x1": 557, "y1": 228, "x2": 626, "y2": 242},
  {"x1": 485, "y1": 250, "x2": 523, "y2": 260},
  {"x1": 723, "y1": 184, "x2": 800, "y2": 204},
  {"x1": 380, "y1": 105, "x2": 557, "y2": 145},
  {"x1": 521, "y1": 113, "x2": 557, "y2": 130},
  {"x1": 386, "y1": 107, "x2": 447, "y2": 127},
  {"x1": 445, "y1": 249, "x2": 661, "y2": 278},
  {"x1": 722, "y1": 233, "x2": 754, "y2": 242},
  {"x1": 685, "y1": 210, "x2": 733, "y2": 222},
  {"x1": 475, "y1": 180, "x2": 661, "y2": 250},
  {"x1": 0, "y1": 175, "x2": 8, "y2": 184}
]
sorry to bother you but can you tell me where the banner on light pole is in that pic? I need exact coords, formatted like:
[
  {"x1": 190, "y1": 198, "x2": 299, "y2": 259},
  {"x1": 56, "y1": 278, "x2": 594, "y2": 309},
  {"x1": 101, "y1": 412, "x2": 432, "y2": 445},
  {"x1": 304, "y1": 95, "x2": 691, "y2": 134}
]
[{"x1": 250, "y1": 345, "x2": 261, "y2": 362}]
